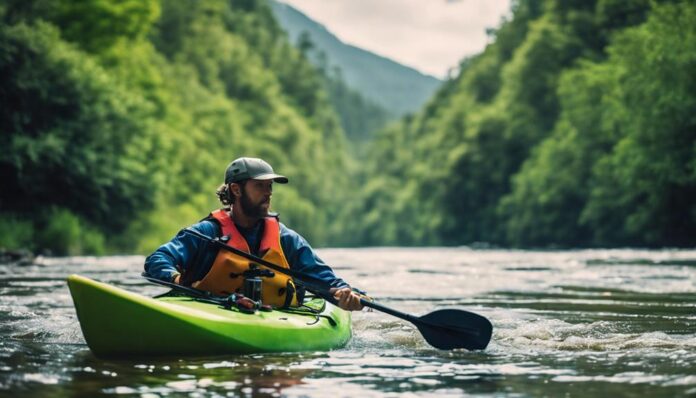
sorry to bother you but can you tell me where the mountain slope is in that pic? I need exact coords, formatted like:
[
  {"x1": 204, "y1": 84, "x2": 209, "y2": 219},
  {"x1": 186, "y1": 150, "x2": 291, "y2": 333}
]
[{"x1": 270, "y1": 1, "x2": 441, "y2": 116}]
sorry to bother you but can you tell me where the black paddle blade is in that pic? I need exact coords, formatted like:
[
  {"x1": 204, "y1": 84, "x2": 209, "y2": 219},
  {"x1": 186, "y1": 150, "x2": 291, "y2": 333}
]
[{"x1": 415, "y1": 309, "x2": 493, "y2": 350}]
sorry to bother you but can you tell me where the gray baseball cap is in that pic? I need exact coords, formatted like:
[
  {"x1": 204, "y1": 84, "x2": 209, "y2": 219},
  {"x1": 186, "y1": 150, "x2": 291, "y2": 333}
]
[{"x1": 224, "y1": 157, "x2": 288, "y2": 184}]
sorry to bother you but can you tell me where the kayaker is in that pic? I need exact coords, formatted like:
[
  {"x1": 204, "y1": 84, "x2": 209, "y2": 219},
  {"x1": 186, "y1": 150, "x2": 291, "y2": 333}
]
[{"x1": 144, "y1": 157, "x2": 363, "y2": 311}]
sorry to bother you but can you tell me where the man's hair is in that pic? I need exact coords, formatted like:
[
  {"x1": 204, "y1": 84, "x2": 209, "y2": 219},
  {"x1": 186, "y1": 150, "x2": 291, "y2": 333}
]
[
  {"x1": 216, "y1": 184, "x2": 231, "y2": 206},
  {"x1": 216, "y1": 181, "x2": 246, "y2": 206}
]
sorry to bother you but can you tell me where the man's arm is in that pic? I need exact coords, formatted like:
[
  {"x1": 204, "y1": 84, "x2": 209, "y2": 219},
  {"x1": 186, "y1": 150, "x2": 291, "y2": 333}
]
[
  {"x1": 144, "y1": 220, "x2": 218, "y2": 283},
  {"x1": 279, "y1": 224, "x2": 348, "y2": 288},
  {"x1": 280, "y1": 224, "x2": 363, "y2": 311}
]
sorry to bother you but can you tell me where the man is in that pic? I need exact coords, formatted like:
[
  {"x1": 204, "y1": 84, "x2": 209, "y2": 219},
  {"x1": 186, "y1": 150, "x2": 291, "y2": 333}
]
[{"x1": 145, "y1": 157, "x2": 363, "y2": 311}]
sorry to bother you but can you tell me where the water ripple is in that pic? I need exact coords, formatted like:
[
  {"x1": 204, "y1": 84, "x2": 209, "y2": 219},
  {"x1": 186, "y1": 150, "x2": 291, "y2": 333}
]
[{"x1": 1, "y1": 249, "x2": 695, "y2": 397}]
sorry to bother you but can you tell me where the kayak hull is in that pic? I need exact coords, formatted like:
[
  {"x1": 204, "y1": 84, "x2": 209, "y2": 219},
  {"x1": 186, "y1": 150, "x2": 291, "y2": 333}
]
[{"x1": 67, "y1": 274, "x2": 351, "y2": 358}]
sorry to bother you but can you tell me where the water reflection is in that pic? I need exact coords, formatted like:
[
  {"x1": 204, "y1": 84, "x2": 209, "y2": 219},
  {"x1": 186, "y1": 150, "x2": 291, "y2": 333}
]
[{"x1": 66, "y1": 353, "x2": 315, "y2": 397}]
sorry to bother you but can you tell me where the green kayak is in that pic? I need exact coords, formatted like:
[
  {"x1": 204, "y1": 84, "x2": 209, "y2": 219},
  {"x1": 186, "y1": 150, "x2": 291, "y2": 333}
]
[{"x1": 67, "y1": 274, "x2": 351, "y2": 358}]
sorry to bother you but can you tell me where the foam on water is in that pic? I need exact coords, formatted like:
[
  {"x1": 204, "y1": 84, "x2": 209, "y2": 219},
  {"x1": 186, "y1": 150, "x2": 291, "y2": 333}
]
[{"x1": 494, "y1": 317, "x2": 696, "y2": 352}]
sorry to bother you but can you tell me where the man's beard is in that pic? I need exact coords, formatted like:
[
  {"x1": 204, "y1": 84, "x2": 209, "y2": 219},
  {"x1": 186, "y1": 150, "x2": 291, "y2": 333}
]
[{"x1": 239, "y1": 188, "x2": 268, "y2": 219}]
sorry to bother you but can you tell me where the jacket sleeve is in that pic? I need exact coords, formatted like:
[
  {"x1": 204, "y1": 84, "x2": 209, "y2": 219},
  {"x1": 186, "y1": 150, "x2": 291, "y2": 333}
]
[
  {"x1": 143, "y1": 220, "x2": 219, "y2": 282},
  {"x1": 279, "y1": 223, "x2": 350, "y2": 289}
]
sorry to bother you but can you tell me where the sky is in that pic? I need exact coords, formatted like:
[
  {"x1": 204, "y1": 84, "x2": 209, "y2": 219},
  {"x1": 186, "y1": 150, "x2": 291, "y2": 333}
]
[{"x1": 278, "y1": 0, "x2": 512, "y2": 78}]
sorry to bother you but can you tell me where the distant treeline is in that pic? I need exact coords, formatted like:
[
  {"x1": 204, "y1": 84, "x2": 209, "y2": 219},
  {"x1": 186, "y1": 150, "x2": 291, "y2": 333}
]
[
  {"x1": 345, "y1": 0, "x2": 696, "y2": 248},
  {"x1": 294, "y1": 31, "x2": 393, "y2": 144},
  {"x1": 1, "y1": 0, "x2": 694, "y2": 255}
]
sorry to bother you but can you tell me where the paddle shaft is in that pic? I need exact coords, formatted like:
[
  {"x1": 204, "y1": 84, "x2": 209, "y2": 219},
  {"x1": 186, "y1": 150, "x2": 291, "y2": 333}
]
[
  {"x1": 142, "y1": 274, "x2": 228, "y2": 304},
  {"x1": 360, "y1": 298, "x2": 416, "y2": 323},
  {"x1": 143, "y1": 273, "x2": 213, "y2": 296}
]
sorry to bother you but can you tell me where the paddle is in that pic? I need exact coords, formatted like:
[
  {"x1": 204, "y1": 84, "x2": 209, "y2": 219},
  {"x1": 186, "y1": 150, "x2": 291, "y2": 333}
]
[
  {"x1": 181, "y1": 228, "x2": 493, "y2": 350},
  {"x1": 142, "y1": 273, "x2": 225, "y2": 303}
]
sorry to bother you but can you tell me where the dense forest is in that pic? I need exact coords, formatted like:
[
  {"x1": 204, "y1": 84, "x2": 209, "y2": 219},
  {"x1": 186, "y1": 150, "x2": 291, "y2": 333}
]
[
  {"x1": 1, "y1": 0, "x2": 694, "y2": 255},
  {"x1": 0, "y1": 0, "x2": 350, "y2": 254},
  {"x1": 344, "y1": 0, "x2": 696, "y2": 248}
]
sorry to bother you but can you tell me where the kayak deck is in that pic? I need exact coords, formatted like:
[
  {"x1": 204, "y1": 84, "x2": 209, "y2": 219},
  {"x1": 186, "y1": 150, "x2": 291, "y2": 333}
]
[{"x1": 67, "y1": 274, "x2": 351, "y2": 358}]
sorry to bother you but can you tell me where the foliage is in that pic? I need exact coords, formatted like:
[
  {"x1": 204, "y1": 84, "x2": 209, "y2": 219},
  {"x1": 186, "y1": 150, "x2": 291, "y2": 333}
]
[
  {"x1": 36, "y1": 207, "x2": 105, "y2": 256},
  {"x1": 502, "y1": 1, "x2": 696, "y2": 247},
  {"x1": 0, "y1": 215, "x2": 34, "y2": 251},
  {"x1": 0, "y1": 21, "x2": 157, "y2": 233},
  {"x1": 344, "y1": 0, "x2": 694, "y2": 248},
  {"x1": 580, "y1": 2, "x2": 696, "y2": 246},
  {"x1": 1, "y1": 0, "x2": 349, "y2": 254}
]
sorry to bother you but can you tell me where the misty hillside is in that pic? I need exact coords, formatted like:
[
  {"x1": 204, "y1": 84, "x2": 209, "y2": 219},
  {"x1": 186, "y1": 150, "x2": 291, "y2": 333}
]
[{"x1": 270, "y1": 1, "x2": 442, "y2": 116}]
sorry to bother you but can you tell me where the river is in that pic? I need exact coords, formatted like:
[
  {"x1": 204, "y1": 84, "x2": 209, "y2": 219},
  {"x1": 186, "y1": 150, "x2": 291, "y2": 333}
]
[{"x1": 1, "y1": 248, "x2": 695, "y2": 397}]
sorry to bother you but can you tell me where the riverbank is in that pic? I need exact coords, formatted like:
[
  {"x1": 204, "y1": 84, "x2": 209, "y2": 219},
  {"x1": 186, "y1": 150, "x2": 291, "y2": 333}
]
[{"x1": 0, "y1": 248, "x2": 35, "y2": 266}]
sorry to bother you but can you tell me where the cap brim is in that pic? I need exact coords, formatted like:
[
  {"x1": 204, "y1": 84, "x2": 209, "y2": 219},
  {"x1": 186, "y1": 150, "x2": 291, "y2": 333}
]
[{"x1": 252, "y1": 173, "x2": 288, "y2": 184}]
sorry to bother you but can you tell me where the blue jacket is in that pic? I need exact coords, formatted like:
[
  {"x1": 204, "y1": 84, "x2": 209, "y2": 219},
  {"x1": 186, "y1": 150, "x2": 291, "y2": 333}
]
[{"x1": 144, "y1": 219, "x2": 349, "y2": 289}]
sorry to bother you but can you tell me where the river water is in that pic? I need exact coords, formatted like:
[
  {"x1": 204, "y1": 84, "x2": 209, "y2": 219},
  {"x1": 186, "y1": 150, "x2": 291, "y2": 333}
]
[{"x1": 1, "y1": 248, "x2": 695, "y2": 397}]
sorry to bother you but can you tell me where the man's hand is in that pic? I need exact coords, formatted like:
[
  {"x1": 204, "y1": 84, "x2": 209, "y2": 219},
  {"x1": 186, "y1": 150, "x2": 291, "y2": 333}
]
[
  {"x1": 173, "y1": 274, "x2": 199, "y2": 288},
  {"x1": 329, "y1": 287, "x2": 364, "y2": 311}
]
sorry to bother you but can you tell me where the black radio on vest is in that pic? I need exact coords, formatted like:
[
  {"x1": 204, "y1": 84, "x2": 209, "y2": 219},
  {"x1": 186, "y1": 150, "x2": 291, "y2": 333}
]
[
  {"x1": 244, "y1": 276, "x2": 262, "y2": 302},
  {"x1": 243, "y1": 264, "x2": 274, "y2": 302}
]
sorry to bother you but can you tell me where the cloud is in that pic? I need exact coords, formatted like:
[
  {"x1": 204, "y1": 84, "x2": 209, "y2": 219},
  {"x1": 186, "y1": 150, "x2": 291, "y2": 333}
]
[{"x1": 279, "y1": 0, "x2": 511, "y2": 78}]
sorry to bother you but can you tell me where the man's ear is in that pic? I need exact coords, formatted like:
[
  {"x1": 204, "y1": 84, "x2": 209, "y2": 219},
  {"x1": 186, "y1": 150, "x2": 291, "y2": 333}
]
[{"x1": 230, "y1": 183, "x2": 241, "y2": 198}]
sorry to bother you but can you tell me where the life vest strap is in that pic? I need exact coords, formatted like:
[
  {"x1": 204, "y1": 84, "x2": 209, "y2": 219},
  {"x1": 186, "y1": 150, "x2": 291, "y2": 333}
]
[{"x1": 210, "y1": 209, "x2": 249, "y2": 252}]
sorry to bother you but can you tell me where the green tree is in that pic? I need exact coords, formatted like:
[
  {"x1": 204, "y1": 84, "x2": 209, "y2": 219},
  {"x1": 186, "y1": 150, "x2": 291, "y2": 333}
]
[
  {"x1": 581, "y1": 1, "x2": 696, "y2": 246},
  {"x1": 0, "y1": 22, "x2": 156, "y2": 233},
  {"x1": 500, "y1": 62, "x2": 618, "y2": 246}
]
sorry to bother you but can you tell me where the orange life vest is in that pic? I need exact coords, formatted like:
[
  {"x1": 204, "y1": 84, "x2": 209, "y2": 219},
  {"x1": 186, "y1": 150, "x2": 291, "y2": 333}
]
[{"x1": 193, "y1": 209, "x2": 299, "y2": 307}]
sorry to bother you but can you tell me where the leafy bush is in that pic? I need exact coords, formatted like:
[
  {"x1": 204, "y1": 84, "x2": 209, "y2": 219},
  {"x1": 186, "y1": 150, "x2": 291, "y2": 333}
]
[
  {"x1": 0, "y1": 215, "x2": 34, "y2": 251},
  {"x1": 36, "y1": 208, "x2": 105, "y2": 256}
]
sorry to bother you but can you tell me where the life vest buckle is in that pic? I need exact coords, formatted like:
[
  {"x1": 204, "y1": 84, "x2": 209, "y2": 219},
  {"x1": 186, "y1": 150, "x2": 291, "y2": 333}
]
[{"x1": 243, "y1": 264, "x2": 275, "y2": 279}]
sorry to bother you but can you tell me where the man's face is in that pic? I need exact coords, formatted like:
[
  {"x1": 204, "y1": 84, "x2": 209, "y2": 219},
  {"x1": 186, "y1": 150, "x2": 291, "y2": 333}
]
[{"x1": 237, "y1": 179, "x2": 273, "y2": 219}]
